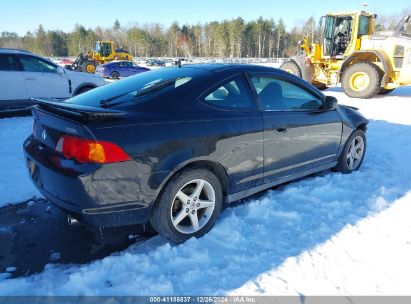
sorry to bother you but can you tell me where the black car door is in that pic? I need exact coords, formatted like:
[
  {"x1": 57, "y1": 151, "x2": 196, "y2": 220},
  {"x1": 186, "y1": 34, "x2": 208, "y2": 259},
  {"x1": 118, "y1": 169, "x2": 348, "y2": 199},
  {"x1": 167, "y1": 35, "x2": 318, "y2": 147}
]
[
  {"x1": 199, "y1": 74, "x2": 264, "y2": 193},
  {"x1": 249, "y1": 73, "x2": 342, "y2": 183}
]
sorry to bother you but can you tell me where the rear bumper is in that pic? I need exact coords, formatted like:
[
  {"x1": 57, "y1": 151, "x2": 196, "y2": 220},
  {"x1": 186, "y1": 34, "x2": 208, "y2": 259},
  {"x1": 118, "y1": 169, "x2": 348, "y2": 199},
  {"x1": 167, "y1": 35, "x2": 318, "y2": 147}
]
[
  {"x1": 24, "y1": 136, "x2": 154, "y2": 227},
  {"x1": 35, "y1": 186, "x2": 151, "y2": 227}
]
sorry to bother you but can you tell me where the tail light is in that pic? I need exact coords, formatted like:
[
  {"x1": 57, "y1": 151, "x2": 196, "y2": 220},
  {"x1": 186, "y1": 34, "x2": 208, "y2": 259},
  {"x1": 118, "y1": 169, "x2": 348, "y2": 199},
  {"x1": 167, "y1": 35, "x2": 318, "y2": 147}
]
[{"x1": 56, "y1": 135, "x2": 131, "y2": 164}]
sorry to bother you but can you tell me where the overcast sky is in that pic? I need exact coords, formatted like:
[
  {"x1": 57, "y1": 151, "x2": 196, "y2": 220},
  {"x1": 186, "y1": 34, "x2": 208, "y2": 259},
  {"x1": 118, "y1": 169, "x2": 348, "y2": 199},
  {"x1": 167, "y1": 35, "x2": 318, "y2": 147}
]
[{"x1": 1, "y1": 0, "x2": 410, "y2": 35}]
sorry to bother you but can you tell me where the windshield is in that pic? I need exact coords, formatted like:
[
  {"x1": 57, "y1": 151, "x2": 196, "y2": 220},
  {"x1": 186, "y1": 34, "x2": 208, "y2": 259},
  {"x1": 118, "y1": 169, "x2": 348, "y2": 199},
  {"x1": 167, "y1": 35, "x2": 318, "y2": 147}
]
[{"x1": 66, "y1": 67, "x2": 211, "y2": 108}]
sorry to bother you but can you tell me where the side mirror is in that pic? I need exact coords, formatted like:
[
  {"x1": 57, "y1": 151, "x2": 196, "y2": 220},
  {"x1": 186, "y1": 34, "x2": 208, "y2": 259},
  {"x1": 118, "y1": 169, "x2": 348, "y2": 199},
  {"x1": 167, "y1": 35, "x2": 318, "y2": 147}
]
[
  {"x1": 325, "y1": 96, "x2": 338, "y2": 110},
  {"x1": 56, "y1": 66, "x2": 64, "y2": 74}
]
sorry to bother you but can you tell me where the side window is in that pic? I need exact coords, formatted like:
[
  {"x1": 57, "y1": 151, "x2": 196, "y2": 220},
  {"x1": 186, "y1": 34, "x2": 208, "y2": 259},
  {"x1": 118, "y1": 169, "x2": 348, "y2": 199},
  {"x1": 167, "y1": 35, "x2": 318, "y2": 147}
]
[
  {"x1": 20, "y1": 55, "x2": 57, "y2": 73},
  {"x1": 0, "y1": 54, "x2": 19, "y2": 71},
  {"x1": 251, "y1": 76, "x2": 323, "y2": 111},
  {"x1": 203, "y1": 76, "x2": 256, "y2": 110},
  {"x1": 358, "y1": 16, "x2": 370, "y2": 36}
]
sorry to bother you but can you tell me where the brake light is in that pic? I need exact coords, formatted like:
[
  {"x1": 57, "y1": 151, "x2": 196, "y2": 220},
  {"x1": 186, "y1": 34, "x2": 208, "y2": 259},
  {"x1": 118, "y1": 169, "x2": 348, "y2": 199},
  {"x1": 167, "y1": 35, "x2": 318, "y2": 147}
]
[{"x1": 56, "y1": 135, "x2": 131, "y2": 164}]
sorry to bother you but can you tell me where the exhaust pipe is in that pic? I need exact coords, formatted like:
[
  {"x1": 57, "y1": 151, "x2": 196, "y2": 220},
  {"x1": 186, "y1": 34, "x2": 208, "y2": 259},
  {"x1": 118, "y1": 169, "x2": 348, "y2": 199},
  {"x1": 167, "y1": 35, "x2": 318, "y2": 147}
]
[{"x1": 67, "y1": 215, "x2": 80, "y2": 226}]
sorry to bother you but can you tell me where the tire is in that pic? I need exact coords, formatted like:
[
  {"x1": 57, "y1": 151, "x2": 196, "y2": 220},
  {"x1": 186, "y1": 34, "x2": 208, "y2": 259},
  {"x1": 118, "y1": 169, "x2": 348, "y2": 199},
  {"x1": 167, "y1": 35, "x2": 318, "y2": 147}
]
[
  {"x1": 75, "y1": 86, "x2": 94, "y2": 95},
  {"x1": 280, "y1": 61, "x2": 302, "y2": 77},
  {"x1": 335, "y1": 129, "x2": 366, "y2": 174},
  {"x1": 378, "y1": 88, "x2": 395, "y2": 95},
  {"x1": 111, "y1": 71, "x2": 120, "y2": 79},
  {"x1": 81, "y1": 60, "x2": 97, "y2": 74},
  {"x1": 341, "y1": 62, "x2": 381, "y2": 99},
  {"x1": 313, "y1": 82, "x2": 328, "y2": 91},
  {"x1": 149, "y1": 168, "x2": 223, "y2": 244}
]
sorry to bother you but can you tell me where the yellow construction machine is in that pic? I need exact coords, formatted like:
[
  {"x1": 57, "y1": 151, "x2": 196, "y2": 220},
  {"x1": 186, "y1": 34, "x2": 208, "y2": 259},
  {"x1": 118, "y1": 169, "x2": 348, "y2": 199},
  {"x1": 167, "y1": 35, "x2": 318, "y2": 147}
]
[
  {"x1": 280, "y1": 11, "x2": 411, "y2": 98},
  {"x1": 69, "y1": 41, "x2": 133, "y2": 73}
]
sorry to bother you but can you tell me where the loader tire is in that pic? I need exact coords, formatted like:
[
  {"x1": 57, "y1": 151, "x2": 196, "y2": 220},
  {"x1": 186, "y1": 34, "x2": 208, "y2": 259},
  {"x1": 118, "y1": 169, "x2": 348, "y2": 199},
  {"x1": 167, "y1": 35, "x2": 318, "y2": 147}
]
[
  {"x1": 280, "y1": 61, "x2": 302, "y2": 77},
  {"x1": 82, "y1": 60, "x2": 97, "y2": 74},
  {"x1": 341, "y1": 62, "x2": 381, "y2": 99}
]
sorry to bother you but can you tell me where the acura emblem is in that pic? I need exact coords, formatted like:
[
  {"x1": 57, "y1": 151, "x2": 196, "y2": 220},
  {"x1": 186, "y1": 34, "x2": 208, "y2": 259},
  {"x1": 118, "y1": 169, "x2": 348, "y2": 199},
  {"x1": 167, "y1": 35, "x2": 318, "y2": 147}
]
[{"x1": 42, "y1": 130, "x2": 47, "y2": 141}]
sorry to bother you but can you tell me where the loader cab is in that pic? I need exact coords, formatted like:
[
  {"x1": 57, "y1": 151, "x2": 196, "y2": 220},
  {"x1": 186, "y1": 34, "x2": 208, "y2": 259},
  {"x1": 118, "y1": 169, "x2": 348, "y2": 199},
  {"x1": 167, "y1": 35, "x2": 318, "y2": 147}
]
[
  {"x1": 322, "y1": 15, "x2": 354, "y2": 57},
  {"x1": 94, "y1": 41, "x2": 113, "y2": 58},
  {"x1": 321, "y1": 11, "x2": 373, "y2": 58}
]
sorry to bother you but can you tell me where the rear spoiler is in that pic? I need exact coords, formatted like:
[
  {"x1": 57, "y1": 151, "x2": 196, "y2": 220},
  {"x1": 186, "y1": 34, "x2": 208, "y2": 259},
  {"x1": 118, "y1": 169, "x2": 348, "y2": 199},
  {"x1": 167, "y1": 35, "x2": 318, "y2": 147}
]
[{"x1": 30, "y1": 98, "x2": 127, "y2": 121}]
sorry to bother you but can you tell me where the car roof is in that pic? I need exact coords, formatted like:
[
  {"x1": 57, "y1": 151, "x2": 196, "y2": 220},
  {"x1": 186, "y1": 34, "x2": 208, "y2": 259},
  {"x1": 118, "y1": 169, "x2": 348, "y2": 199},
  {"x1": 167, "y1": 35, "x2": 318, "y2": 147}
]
[
  {"x1": 0, "y1": 48, "x2": 32, "y2": 54},
  {"x1": 102, "y1": 60, "x2": 132, "y2": 66},
  {"x1": 178, "y1": 63, "x2": 289, "y2": 76}
]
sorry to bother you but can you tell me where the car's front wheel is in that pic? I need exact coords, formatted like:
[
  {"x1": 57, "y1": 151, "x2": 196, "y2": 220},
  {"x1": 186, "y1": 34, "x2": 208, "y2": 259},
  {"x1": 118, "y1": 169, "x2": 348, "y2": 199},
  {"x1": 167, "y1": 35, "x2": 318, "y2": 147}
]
[
  {"x1": 335, "y1": 129, "x2": 366, "y2": 173},
  {"x1": 149, "y1": 168, "x2": 222, "y2": 243}
]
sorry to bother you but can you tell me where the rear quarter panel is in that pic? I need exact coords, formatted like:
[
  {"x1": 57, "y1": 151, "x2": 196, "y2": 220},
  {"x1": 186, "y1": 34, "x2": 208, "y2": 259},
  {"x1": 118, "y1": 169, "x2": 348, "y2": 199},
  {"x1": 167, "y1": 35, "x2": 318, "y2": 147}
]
[{"x1": 90, "y1": 108, "x2": 264, "y2": 202}]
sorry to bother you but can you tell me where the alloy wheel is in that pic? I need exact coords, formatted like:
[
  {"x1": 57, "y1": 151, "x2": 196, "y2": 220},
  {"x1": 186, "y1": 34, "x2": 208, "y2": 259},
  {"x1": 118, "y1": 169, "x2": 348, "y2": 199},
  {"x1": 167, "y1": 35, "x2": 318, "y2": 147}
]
[
  {"x1": 170, "y1": 179, "x2": 216, "y2": 234},
  {"x1": 346, "y1": 136, "x2": 365, "y2": 170}
]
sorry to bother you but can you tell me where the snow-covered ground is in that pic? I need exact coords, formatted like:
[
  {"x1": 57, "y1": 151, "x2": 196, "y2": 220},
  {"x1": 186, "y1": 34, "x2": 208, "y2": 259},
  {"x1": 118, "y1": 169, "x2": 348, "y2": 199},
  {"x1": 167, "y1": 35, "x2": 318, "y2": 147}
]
[
  {"x1": 0, "y1": 85, "x2": 411, "y2": 295},
  {"x1": 0, "y1": 117, "x2": 40, "y2": 206}
]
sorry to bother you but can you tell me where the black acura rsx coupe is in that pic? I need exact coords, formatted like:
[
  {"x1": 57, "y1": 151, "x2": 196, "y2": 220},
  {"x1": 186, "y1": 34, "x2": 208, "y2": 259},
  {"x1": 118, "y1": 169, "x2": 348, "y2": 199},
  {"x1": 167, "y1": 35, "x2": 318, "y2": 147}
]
[{"x1": 24, "y1": 64, "x2": 368, "y2": 243}]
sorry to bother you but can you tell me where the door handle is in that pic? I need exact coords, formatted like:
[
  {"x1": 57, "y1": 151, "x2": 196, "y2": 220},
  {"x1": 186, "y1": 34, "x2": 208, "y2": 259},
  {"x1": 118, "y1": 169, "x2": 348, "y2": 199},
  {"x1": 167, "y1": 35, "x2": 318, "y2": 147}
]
[
  {"x1": 26, "y1": 77, "x2": 36, "y2": 81},
  {"x1": 275, "y1": 127, "x2": 288, "y2": 133}
]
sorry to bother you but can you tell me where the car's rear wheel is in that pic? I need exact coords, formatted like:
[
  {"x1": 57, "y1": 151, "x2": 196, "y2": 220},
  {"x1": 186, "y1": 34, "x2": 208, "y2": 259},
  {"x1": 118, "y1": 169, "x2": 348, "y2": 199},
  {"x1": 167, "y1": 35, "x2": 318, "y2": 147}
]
[
  {"x1": 111, "y1": 71, "x2": 120, "y2": 79},
  {"x1": 75, "y1": 86, "x2": 95, "y2": 95},
  {"x1": 335, "y1": 129, "x2": 366, "y2": 173},
  {"x1": 149, "y1": 168, "x2": 222, "y2": 243}
]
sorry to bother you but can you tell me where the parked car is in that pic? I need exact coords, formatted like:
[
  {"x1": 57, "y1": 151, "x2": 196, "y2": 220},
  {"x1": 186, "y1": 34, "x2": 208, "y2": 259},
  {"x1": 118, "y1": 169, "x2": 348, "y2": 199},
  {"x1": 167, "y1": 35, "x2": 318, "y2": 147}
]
[
  {"x1": 58, "y1": 58, "x2": 74, "y2": 66},
  {"x1": 95, "y1": 61, "x2": 150, "y2": 79},
  {"x1": 24, "y1": 64, "x2": 368, "y2": 243},
  {"x1": 0, "y1": 49, "x2": 106, "y2": 111},
  {"x1": 145, "y1": 59, "x2": 166, "y2": 67}
]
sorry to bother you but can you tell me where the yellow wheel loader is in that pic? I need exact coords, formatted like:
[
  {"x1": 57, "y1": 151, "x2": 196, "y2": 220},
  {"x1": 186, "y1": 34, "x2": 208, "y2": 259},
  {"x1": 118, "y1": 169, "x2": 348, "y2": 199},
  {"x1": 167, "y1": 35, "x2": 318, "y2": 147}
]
[
  {"x1": 68, "y1": 41, "x2": 133, "y2": 74},
  {"x1": 280, "y1": 11, "x2": 411, "y2": 98}
]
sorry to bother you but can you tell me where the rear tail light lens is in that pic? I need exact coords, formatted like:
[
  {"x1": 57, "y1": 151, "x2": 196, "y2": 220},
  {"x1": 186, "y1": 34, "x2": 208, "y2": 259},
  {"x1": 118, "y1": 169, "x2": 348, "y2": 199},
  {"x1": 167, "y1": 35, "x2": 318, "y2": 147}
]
[{"x1": 56, "y1": 135, "x2": 131, "y2": 164}]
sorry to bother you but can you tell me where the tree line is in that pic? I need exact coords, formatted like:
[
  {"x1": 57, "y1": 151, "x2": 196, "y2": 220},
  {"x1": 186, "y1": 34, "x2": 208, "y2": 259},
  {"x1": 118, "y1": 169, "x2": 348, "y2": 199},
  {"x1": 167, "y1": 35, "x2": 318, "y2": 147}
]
[
  {"x1": 0, "y1": 18, "x2": 290, "y2": 58},
  {"x1": 1, "y1": 8, "x2": 410, "y2": 59}
]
